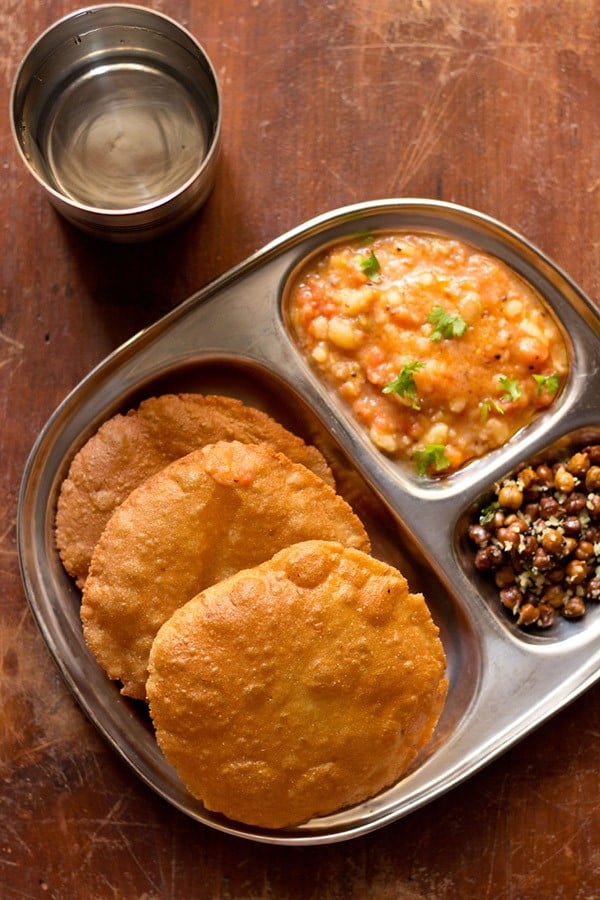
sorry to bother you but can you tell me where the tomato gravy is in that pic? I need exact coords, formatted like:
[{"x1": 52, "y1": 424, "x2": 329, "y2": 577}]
[{"x1": 288, "y1": 233, "x2": 568, "y2": 475}]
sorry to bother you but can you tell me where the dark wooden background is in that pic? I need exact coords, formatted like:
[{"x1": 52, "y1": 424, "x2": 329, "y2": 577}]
[{"x1": 1, "y1": 1, "x2": 599, "y2": 898}]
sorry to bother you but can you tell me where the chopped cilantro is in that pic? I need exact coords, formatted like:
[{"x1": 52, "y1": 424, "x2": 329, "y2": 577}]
[
  {"x1": 413, "y1": 443, "x2": 451, "y2": 476},
  {"x1": 532, "y1": 372, "x2": 560, "y2": 397},
  {"x1": 480, "y1": 398, "x2": 505, "y2": 422},
  {"x1": 427, "y1": 306, "x2": 467, "y2": 341},
  {"x1": 382, "y1": 361, "x2": 425, "y2": 409},
  {"x1": 479, "y1": 500, "x2": 500, "y2": 525},
  {"x1": 358, "y1": 249, "x2": 381, "y2": 282},
  {"x1": 498, "y1": 375, "x2": 522, "y2": 402},
  {"x1": 481, "y1": 376, "x2": 523, "y2": 420}
]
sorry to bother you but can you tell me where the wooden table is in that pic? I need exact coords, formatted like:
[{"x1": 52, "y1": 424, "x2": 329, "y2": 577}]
[{"x1": 2, "y1": 2, "x2": 599, "y2": 897}]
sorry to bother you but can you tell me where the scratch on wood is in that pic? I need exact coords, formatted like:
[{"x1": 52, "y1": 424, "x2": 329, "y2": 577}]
[
  {"x1": 391, "y1": 53, "x2": 473, "y2": 193},
  {"x1": 587, "y1": 176, "x2": 600, "y2": 194},
  {"x1": 0, "y1": 331, "x2": 24, "y2": 375},
  {"x1": 77, "y1": 798, "x2": 129, "y2": 867},
  {"x1": 68, "y1": 795, "x2": 163, "y2": 896},
  {"x1": 1, "y1": 822, "x2": 35, "y2": 861}
]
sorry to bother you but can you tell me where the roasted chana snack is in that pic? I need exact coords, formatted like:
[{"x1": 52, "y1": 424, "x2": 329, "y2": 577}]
[
  {"x1": 468, "y1": 443, "x2": 600, "y2": 628},
  {"x1": 147, "y1": 540, "x2": 447, "y2": 829},
  {"x1": 56, "y1": 393, "x2": 334, "y2": 587},
  {"x1": 81, "y1": 442, "x2": 369, "y2": 699}
]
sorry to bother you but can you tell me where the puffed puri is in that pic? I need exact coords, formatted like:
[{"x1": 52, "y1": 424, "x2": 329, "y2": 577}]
[
  {"x1": 81, "y1": 441, "x2": 369, "y2": 700},
  {"x1": 56, "y1": 393, "x2": 335, "y2": 588},
  {"x1": 146, "y1": 540, "x2": 448, "y2": 830}
]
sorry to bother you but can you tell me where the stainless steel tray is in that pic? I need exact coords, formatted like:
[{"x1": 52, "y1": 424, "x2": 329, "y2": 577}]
[{"x1": 17, "y1": 199, "x2": 600, "y2": 845}]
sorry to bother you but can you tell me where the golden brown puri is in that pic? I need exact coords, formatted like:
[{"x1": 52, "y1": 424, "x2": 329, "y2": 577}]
[
  {"x1": 81, "y1": 441, "x2": 369, "y2": 700},
  {"x1": 56, "y1": 393, "x2": 334, "y2": 588},
  {"x1": 147, "y1": 540, "x2": 448, "y2": 829}
]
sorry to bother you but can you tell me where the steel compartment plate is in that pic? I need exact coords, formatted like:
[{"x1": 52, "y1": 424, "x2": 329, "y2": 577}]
[{"x1": 17, "y1": 199, "x2": 600, "y2": 845}]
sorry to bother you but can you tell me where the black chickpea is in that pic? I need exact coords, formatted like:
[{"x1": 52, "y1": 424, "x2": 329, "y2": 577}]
[
  {"x1": 492, "y1": 511, "x2": 505, "y2": 529},
  {"x1": 554, "y1": 467, "x2": 576, "y2": 493},
  {"x1": 537, "y1": 604, "x2": 555, "y2": 628},
  {"x1": 497, "y1": 483, "x2": 523, "y2": 509},
  {"x1": 585, "y1": 466, "x2": 600, "y2": 491},
  {"x1": 519, "y1": 467, "x2": 537, "y2": 488},
  {"x1": 546, "y1": 568, "x2": 564, "y2": 583},
  {"x1": 563, "y1": 516, "x2": 582, "y2": 536},
  {"x1": 536, "y1": 464, "x2": 554, "y2": 486},
  {"x1": 517, "y1": 603, "x2": 539, "y2": 626},
  {"x1": 567, "y1": 452, "x2": 589, "y2": 476},
  {"x1": 565, "y1": 560, "x2": 588, "y2": 584},
  {"x1": 587, "y1": 578, "x2": 600, "y2": 600},
  {"x1": 496, "y1": 526, "x2": 520, "y2": 550},
  {"x1": 495, "y1": 566, "x2": 516, "y2": 588},
  {"x1": 541, "y1": 529, "x2": 565, "y2": 555},
  {"x1": 563, "y1": 536, "x2": 578, "y2": 555},
  {"x1": 540, "y1": 496, "x2": 561, "y2": 518},
  {"x1": 565, "y1": 493, "x2": 587, "y2": 514},
  {"x1": 587, "y1": 495, "x2": 600, "y2": 517},
  {"x1": 500, "y1": 586, "x2": 522, "y2": 610},
  {"x1": 563, "y1": 597, "x2": 586, "y2": 618},
  {"x1": 467, "y1": 524, "x2": 489, "y2": 548},
  {"x1": 542, "y1": 584, "x2": 565, "y2": 608},
  {"x1": 575, "y1": 540, "x2": 595, "y2": 561}
]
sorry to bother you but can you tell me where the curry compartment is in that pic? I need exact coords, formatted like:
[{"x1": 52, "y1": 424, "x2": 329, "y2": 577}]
[{"x1": 283, "y1": 229, "x2": 572, "y2": 481}]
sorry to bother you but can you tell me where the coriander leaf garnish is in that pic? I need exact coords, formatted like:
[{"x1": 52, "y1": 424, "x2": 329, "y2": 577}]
[
  {"x1": 479, "y1": 500, "x2": 499, "y2": 525},
  {"x1": 413, "y1": 443, "x2": 451, "y2": 476},
  {"x1": 358, "y1": 249, "x2": 381, "y2": 282},
  {"x1": 480, "y1": 398, "x2": 505, "y2": 422},
  {"x1": 498, "y1": 375, "x2": 522, "y2": 402},
  {"x1": 532, "y1": 372, "x2": 560, "y2": 397},
  {"x1": 382, "y1": 361, "x2": 425, "y2": 409},
  {"x1": 427, "y1": 305, "x2": 467, "y2": 341}
]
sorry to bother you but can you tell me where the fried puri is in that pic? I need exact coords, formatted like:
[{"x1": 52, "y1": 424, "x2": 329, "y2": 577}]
[
  {"x1": 56, "y1": 393, "x2": 334, "y2": 587},
  {"x1": 81, "y1": 441, "x2": 369, "y2": 700},
  {"x1": 146, "y1": 540, "x2": 448, "y2": 829}
]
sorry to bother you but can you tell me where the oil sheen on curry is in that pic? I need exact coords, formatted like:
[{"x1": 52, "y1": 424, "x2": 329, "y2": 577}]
[{"x1": 289, "y1": 233, "x2": 568, "y2": 475}]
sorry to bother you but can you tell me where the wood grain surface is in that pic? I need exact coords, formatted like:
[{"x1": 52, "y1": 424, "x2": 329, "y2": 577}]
[{"x1": 1, "y1": 1, "x2": 599, "y2": 898}]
